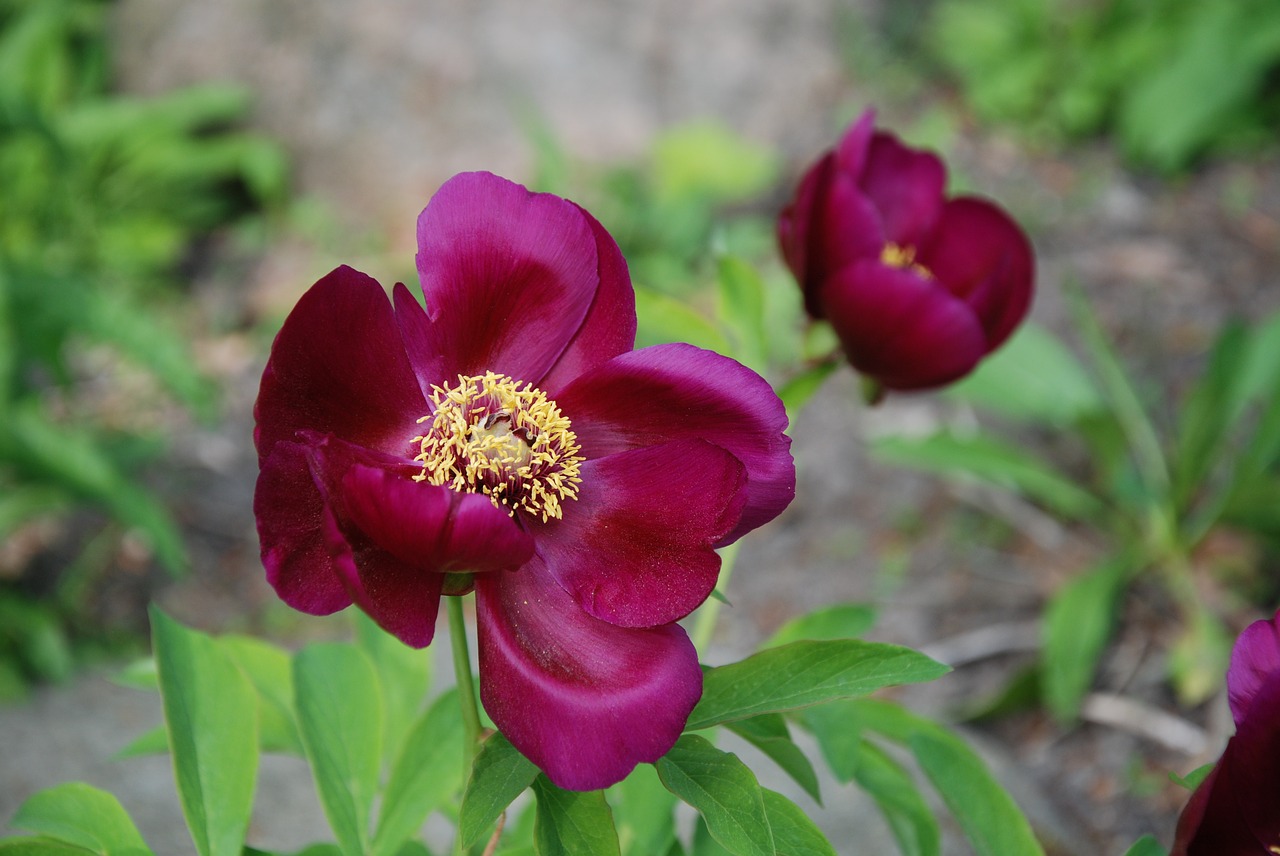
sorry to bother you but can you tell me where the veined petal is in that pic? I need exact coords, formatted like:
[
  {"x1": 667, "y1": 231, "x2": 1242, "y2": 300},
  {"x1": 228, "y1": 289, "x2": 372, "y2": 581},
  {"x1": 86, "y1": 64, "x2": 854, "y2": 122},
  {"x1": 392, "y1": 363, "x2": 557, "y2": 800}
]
[
  {"x1": 475, "y1": 564, "x2": 702, "y2": 791},
  {"x1": 558, "y1": 343, "x2": 794, "y2": 545},
  {"x1": 861, "y1": 130, "x2": 947, "y2": 249},
  {"x1": 822, "y1": 260, "x2": 986, "y2": 391},
  {"x1": 340, "y1": 464, "x2": 535, "y2": 575},
  {"x1": 920, "y1": 197, "x2": 1034, "y2": 350},
  {"x1": 255, "y1": 441, "x2": 351, "y2": 616},
  {"x1": 539, "y1": 206, "x2": 638, "y2": 396},
  {"x1": 415, "y1": 171, "x2": 599, "y2": 384},
  {"x1": 255, "y1": 265, "x2": 424, "y2": 460},
  {"x1": 321, "y1": 503, "x2": 444, "y2": 649},
  {"x1": 531, "y1": 439, "x2": 745, "y2": 628},
  {"x1": 1227, "y1": 611, "x2": 1280, "y2": 725}
]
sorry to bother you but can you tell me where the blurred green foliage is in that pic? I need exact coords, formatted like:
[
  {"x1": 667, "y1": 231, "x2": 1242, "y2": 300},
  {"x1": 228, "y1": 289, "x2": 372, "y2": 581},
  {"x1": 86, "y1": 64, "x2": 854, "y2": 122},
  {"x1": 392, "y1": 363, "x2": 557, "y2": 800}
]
[
  {"x1": 924, "y1": 0, "x2": 1280, "y2": 171},
  {"x1": 0, "y1": 0, "x2": 287, "y2": 690}
]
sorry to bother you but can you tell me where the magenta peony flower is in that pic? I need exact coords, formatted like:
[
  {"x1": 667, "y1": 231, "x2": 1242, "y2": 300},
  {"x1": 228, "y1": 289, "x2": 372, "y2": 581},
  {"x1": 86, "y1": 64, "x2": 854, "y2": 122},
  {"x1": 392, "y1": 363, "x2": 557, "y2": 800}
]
[
  {"x1": 1173, "y1": 610, "x2": 1280, "y2": 854},
  {"x1": 253, "y1": 171, "x2": 795, "y2": 790},
  {"x1": 778, "y1": 110, "x2": 1034, "y2": 393}
]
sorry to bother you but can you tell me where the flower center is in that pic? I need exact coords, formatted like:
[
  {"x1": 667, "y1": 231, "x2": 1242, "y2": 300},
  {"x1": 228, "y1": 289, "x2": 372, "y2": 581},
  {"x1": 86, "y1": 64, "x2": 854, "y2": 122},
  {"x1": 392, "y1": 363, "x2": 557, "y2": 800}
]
[
  {"x1": 880, "y1": 242, "x2": 932, "y2": 279},
  {"x1": 412, "y1": 372, "x2": 583, "y2": 522}
]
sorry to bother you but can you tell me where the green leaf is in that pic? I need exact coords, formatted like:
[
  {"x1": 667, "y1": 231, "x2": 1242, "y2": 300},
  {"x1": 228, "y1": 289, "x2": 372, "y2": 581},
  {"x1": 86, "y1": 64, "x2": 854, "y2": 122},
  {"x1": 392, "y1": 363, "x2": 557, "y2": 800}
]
[
  {"x1": 764, "y1": 603, "x2": 877, "y2": 648},
  {"x1": 150, "y1": 608, "x2": 258, "y2": 856},
  {"x1": 1172, "y1": 319, "x2": 1249, "y2": 510},
  {"x1": 353, "y1": 612, "x2": 430, "y2": 765},
  {"x1": 777, "y1": 361, "x2": 838, "y2": 422},
  {"x1": 1041, "y1": 556, "x2": 1131, "y2": 722},
  {"x1": 458, "y1": 732, "x2": 539, "y2": 849},
  {"x1": 115, "y1": 726, "x2": 168, "y2": 759},
  {"x1": 715, "y1": 256, "x2": 768, "y2": 370},
  {"x1": 760, "y1": 789, "x2": 835, "y2": 856},
  {"x1": 947, "y1": 323, "x2": 1103, "y2": 425},
  {"x1": 651, "y1": 122, "x2": 778, "y2": 204},
  {"x1": 633, "y1": 286, "x2": 731, "y2": 353},
  {"x1": 849, "y1": 742, "x2": 939, "y2": 856},
  {"x1": 1170, "y1": 763, "x2": 1214, "y2": 792},
  {"x1": 11, "y1": 783, "x2": 151, "y2": 855},
  {"x1": 723, "y1": 715, "x2": 821, "y2": 803},
  {"x1": 1122, "y1": 834, "x2": 1168, "y2": 856},
  {"x1": 871, "y1": 431, "x2": 1106, "y2": 522},
  {"x1": 0, "y1": 839, "x2": 102, "y2": 855},
  {"x1": 797, "y1": 703, "x2": 863, "y2": 783},
  {"x1": 293, "y1": 643, "x2": 383, "y2": 856},
  {"x1": 531, "y1": 777, "x2": 621, "y2": 856},
  {"x1": 372, "y1": 691, "x2": 465, "y2": 856},
  {"x1": 1168, "y1": 608, "x2": 1233, "y2": 707},
  {"x1": 653, "y1": 735, "x2": 773, "y2": 856},
  {"x1": 608, "y1": 763, "x2": 677, "y2": 856},
  {"x1": 687, "y1": 640, "x2": 948, "y2": 730},
  {"x1": 909, "y1": 730, "x2": 1044, "y2": 856},
  {"x1": 218, "y1": 636, "x2": 302, "y2": 755}
]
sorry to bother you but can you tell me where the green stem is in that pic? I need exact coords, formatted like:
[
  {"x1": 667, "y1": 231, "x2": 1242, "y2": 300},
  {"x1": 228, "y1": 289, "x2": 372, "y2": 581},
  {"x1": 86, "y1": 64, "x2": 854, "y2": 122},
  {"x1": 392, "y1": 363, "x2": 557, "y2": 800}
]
[
  {"x1": 447, "y1": 595, "x2": 483, "y2": 856},
  {"x1": 692, "y1": 542, "x2": 741, "y2": 653}
]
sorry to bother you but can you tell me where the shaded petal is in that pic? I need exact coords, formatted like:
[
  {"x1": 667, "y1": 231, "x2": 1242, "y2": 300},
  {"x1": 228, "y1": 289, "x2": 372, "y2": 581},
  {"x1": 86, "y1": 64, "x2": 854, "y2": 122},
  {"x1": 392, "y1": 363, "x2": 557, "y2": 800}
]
[
  {"x1": 393, "y1": 282, "x2": 447, "y2": 402},
  {"x1": 778, "y1": 153, "x2": 833, "y2": 315},
  {"x1": 531, "y1": 439, "x2": 745, "y2": 628},
  {"x1": 255, "y1": 441, "x2": 351, "y2": 615},
  {"x1": 415, "y1": 172, "x2": 599, "y2": 384},
  {"x1": 539, "y1": 206, "x2": 638, "y2": 396},
  {"x1": 1175, "y1": 673, "x2": 1280, "y2": 854},
  {"x1": 321, "y1": 503, "x2": 444, "y2": 649},
  {"x1": 920, "y1": 197, "x2": 1034, "y2": 350},
  {"x1": 813, "y1": 169, "x2": 884, "y2": 305},
  {"x1": 475, "y1": 563, "x2": 702, "y2": 791},
  {"x1": 340, "y1": 464, "x2": 534, "y2": 574},
  {"x1": 558, "y1": 343, "x2": 795, "y2": 544},
  {"x1": 861, "y1": 130, "x2": 947, "y2": 249},
  {"x1": 821, "y1": 260, "x2": 986, "y2": 391},
  {"x1": 833, "y1": 109, "x2": 876, "y2": 179},
  {"x1": 1227, "y1": 611, "x2": 1280, "y2": 725},
  {"x1": 255, "y1": 265, "x2": 424, "y2": 460}
]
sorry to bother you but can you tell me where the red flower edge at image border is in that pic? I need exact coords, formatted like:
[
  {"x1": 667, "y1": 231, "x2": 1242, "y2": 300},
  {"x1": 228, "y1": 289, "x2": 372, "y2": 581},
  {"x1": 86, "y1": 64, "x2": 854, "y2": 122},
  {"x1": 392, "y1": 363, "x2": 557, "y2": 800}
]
[{"x1": 253, "y1": 171, "x2": 795, "y2": 790}]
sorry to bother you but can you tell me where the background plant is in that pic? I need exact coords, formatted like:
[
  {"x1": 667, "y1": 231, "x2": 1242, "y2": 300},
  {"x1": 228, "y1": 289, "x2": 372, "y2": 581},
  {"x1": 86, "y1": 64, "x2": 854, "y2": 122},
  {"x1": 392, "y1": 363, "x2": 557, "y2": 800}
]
[{"x1": 0, "y1": 0, "x2": 287, "y2": 690}]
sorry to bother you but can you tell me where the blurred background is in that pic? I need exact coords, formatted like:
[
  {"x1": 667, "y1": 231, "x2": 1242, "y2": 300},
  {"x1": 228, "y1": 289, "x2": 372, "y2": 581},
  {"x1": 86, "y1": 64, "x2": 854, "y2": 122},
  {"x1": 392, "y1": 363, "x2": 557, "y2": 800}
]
[{"x1": 2, "y1": 0, "x2": 1279, "y2": 852}]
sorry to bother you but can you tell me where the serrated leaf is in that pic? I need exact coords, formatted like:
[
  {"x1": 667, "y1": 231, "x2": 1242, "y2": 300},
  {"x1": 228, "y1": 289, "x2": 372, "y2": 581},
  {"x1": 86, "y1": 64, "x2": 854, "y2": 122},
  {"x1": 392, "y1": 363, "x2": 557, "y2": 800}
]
[
  {"x1": 150, "y1": 608, "x2": 258, "y2": 856},
  {"x1": 458, "y1": 732, "x2": 539, "y2": 849},
  {"x1": 724, "y1": 715, "x2": 821, "y2": 804},
  {"x1": 11, "y1": 783, "x2": 151, "y2": 855},
  {"x1": 372, "y1": 690, "x2": 464, "y2": 856},
  {"x1": 850, "y1": 742, "x2": 939, "y2": 856},
  {"x1": 687, "y1": 640, "x2": 948, "y2": 730},
  {"x1": 293, "y1": 643, "x2": 383, "y2": 856},
  {"x1": 654, "y1": 735, "x2": 773, "y2": 856},
  {"x1": 1042, "y1": 556, "x2": 1131, "y2": 722},
  {"x1": 871, "y1": 431, "x2": 1106, "y2": 522},
  {"x1": 764, "y1": 603, "x2": 877, "y2": 648},
  {"x1": 760, "y1": 789, "x2": 835, "y2": 856},
  {"x1": 531, "y1": 776, "x2": 620, "y2": 856}
]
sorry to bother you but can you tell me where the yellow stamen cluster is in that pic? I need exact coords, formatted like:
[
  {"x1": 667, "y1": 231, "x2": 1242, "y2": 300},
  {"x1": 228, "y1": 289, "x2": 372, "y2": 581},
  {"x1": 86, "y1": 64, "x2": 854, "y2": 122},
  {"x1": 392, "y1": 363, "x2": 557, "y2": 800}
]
[
  {"x1": 880, "y1": 242, "x2": 933, "y2": 279},
  {"x1": 413, "y1": 371, "x2": 583, "y2": 521}
]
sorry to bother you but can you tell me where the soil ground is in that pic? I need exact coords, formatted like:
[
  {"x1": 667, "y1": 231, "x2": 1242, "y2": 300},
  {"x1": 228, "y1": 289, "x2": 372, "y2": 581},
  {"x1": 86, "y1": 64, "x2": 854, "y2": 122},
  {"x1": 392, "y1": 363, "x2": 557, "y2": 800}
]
[{"x1": 3, "y1": 1, "x2": 1280, "y2": 853}]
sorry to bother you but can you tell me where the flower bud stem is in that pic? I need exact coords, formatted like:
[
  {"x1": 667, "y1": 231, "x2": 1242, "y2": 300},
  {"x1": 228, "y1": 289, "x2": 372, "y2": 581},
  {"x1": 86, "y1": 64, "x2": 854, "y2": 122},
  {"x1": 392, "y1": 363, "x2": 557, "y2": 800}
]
[{"x1": 447, "y1": 594, "x2": 483, "y2": 854}]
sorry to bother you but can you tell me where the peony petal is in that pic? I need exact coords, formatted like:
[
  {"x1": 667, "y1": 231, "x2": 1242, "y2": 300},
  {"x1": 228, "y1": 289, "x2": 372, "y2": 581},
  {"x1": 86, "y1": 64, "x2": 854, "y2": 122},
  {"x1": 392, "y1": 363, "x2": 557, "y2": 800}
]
[
  {"x1": 860, "y1": 130, "x2": 947, "y2": 250},
  {"x1": 255, "y1": 441, "x2": 352, "y2": 616},
  {"x1": 539, "y1": 206, "x2": 638, "y2": 396},
  {"x1": 475, "y1": 563, "x2": 702, "y2": 791},
  {"x1": 530, "y1": 439, "x2": 745, "y2": 628},
  {"x1": 920, "y1": 197, "x2": 1034, "y2": 350},
  {"x1": 821, "y1": 260, "x2": 987, "y2": 391},
  {"x1": 778, "y1": 153, "x2": 833, "y2": 314},
  {"x1": 393, "y1": 282, "x2": 448, "y2": 403},
  {"x1": 813, "y1": 169, "x2": 885, "y2": 302},
  {"x1": 340, "y1": 464, "x2": 535, "y2": 575},
  {"x1": 834, "y1": 109, "x2": 876, "y2": 179},
  {"x1": 558, "y1": 343, "x2": 794, "y2": 545},
  {"x1": 415, "y1": 172, "x2": 599, "y2": 384},
  {"x1": 1227, "y1": 611, "x2": 1280, "y2": 725},
  {"x1": 255, "y1": 265, "x2": 425, "y2": 461},
  {"x1": 321, "y1": 503, "x2": 444, "y2": 648}
]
